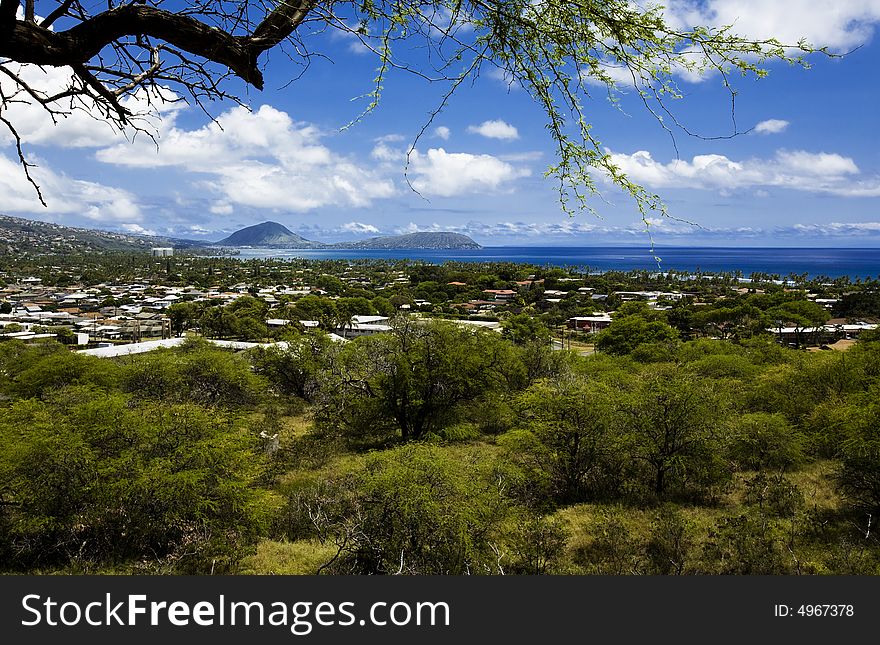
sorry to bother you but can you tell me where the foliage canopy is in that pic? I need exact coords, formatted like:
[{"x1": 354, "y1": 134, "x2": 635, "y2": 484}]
[{"x1": 1, "y1": 0, "x2": 821, "y2": 213}]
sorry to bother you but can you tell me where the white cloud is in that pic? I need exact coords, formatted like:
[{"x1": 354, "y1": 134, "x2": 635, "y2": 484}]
[
  {"x1": 486, "y1": 67, "x2": 522, "y2": 91},
  {"x1": 607, "y1": 148, "x2": 880, "y2": 196},
  {"x1": 0, "y1": 64, "x2": 181, "y2": 149},
  {"x1": 789, "y1": 222, "x2": 880, "y2": 236},
  {"x1": 376, "y1": 134, "x2": 406, "y2": 143},
  {"x1": 371, "y1": 142, "x2": 399, "y2": 162},
  {"x1": 0, "y1": 153, "x2": 142, "y2": 220},
  {"x1": 754, "y1": 119, "x2": 790, "y2": 134},
  {"x1": 341, "y1": 221, "x2": 380, "y2": 234},
  {"x1": 434, "y1": 126, "x2": 451, "y2": 140},
  {"x1": 120, "y1": 223, "x2": 157, "y2": 236},
  {"x1": 663, "y1": 1, "x2": 880, "y2": 52},
  {"x1": 467, "y1": 120, "x2": 520, "y2": 141},
  {"x1": 407, "y1": 148, "x2": 531, "y2": 197},
  {"x1": 210, "y1": 202, "x2": 234, "y2": 215},
  {"x1": 97, "y1": 104, "x2": 396, "y2": 211},
  {"x1": 440, "y1": 218, "x2": 880, "y2": 241}
]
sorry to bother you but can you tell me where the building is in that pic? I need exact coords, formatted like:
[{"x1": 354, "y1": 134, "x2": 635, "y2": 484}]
[
  {"x1": 482, "y1": 289, "x2": 517, "y2": 301},
  {"x1": 568, "y1": 314, "x2": 613, "y2": 333},
  {"x1": 151, "y1": 247, "x2": 174, "y2": 257}
]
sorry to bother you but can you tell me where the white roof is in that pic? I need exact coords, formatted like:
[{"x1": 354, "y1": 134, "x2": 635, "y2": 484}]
[
  {"x1": 352, "y1": 315, "x2": 390, "y2": 324},
  {"x1": 79, "y1": 338, "x2": 279, "y2": 358}
]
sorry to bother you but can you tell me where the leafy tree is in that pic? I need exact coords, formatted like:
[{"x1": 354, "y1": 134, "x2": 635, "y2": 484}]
[
  {"x1": 2, "y1": 1, "x2": 818, "y2": 214},
  {"x1": 199, "y1": 305, "x2": 237, "y2": 339},
  {"x1": 166, "y1": 302, "x2": 202, "y2": 336},
  {"x1": 767, "y1": 299, "x2": 829, "y2": 348},
  {"x1": 726, "y1": 413, "x2": 805, "y2": 472},
  {"x1": 371, "y1": 296, "x2": 395, "y2": 318},
  {"x1": 835, "y1": 291, "x2": 880, "y2": 321},
  {"x1": 595, "y1": 305, "x2": 679, "y2": 356},
  {"x1": 502, "y1": 313, "x2": 551, "y2": 346},
  {"x1": 317, "y1": 445, "x2": 507, "y2": 575},
  {"x1": 4, "y1": 343, "x2": 120, "y2": 398},
  {"x1": 0, "y1": 387, "x2": 273, "y2": 571},
  {"x1": 834, "y1": 394, "x2": 880, "y2": 516},
  {"x1": 121, "y1": 341, "x2": 265, "y2": 407},
  {"x1": 515, "y1": 375, "x2": 621, "y2": 503},
  {"x1": 315, "y1": 318, "x2": 518, "y2": 441},
  {"x1": 54, "y1": 327, "x2": 75, "y2": 345},
  {"x1": 0, "y1": 301, "x2": 11, "y2": 314},
  {"x1": 619, "y1": 367, "x2": 730, "y2": 501},
  {"x1": 251, "y1": 333, "x2": 334, "y2": 401}
]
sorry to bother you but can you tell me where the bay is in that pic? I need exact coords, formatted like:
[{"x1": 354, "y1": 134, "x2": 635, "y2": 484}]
[{"x1": 221, "y1": 246, "x2": 880, "y2": 279}]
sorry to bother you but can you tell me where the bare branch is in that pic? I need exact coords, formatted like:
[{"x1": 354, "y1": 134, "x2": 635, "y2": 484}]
[{"x1": 40, "y1": 0, "x2": 74, "y2": 30}]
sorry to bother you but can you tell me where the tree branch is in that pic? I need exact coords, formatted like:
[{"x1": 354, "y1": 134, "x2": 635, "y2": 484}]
[
  {"x1": 0, "y1": 0, "x2": 18, "y2": 25},
  {"x1": 1, "y1": 1, "x2": 319, "y2": 90},
  {"x1": 40, "y1": 0, "x2": 74, "y2": 29}
]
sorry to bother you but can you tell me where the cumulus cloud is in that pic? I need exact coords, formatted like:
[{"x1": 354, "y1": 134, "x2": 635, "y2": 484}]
[
  {"x1": 0, "y1": 153, "x2": 142, "y2": 220},
  {"x1": 97, "y1": 104, "x2": 396, "y2": 211},
  {"x1": 407, "y1": 148, "x2": 531, "y2": 196},
  {"x1": 0, "y1": 65, "x2": 180, "y2": 149},
  {"x1": 341, "y1": 221, "x2": 380, "y2": 234},
  {"x1": 467, "y1": 120, "x2": 520, "y2": 140},
  {"x1": 789, "y1": 222, "x2": 880, "y2": 236},
  {"x1": 433, "y1": 126, "x2": 451, "y2": 140},
  {"x1": 754, "y1": 119, "x2": 790, "y2": 134},
  {"x1": 607, "y1": 148, "x2": 880, "y2": 196},
  {"x1": 663, "y1": 1, "x2": 880, "y2": 52},
  {"x1": 441, "y1": 218, "x2": 880, "y2": 241},
  {"x1": 120, "y1": 223, "x2": 157, "y2": 236}
]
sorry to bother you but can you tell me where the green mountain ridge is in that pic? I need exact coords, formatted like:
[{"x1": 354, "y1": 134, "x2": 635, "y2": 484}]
[
  {"x1": 0, "y1": 215, "x2": 482, "y2": 254},
  {"x1": 213, "y1": 221, "x2": 481, "y2": 250},
  {"x1": 215, "y1": 221, "x2": 323, "y2": 248}
]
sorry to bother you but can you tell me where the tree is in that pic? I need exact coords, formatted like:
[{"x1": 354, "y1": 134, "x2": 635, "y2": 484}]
[
  {"x1": 0, "y1": 387, "x2": 273, "y2": 571},
  {"x1": 767, "y1": 299, "x2": 829, "y2": 348},
  {"x1": 2, "y1": 1, "x2": 819, "y2": 212},
  {"x1": 502, "y1": 312, "x2": 550, "y2": 346},
  {"x1": 595, "y1": 304, "x2": 679, "y2": 356},
  {"x1": 315, "y1": 318, "x2": 517, "y2": 441},
  {"x1": 251, "y1": 332, "x2": 333, "y2": 401},
  {"x1": 620, "y1": 367, "x2": 730, "y2": 501},
  {"x1": 515, "y1": 375, "x2": 621, "y2": 503},
  {"x1": 166, "y1": 301, "x2": 201, "y2": 337},
  {"x1": 121, "y1": 341, "x2": 265, "y2": 407},
  {"x1": 311, "y1": 445, "x2": 508, "y2": 575}
]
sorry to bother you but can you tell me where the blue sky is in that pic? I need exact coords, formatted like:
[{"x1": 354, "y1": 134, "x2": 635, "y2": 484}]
[{"x1": 2, "y1": 0, "x2": 880, "y2": 246}]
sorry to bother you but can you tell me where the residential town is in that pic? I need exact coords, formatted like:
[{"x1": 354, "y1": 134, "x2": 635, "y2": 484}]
[{"x1": 1, "y1": 250, "x2": 876, "y2": 356}]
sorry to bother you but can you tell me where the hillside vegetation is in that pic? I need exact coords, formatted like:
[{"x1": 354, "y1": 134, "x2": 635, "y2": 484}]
[{"x1": 2, "y1": 323, "x2": 880, "y2": 575}]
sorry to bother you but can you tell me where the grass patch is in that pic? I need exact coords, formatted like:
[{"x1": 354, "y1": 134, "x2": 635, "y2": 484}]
[{"x1": 239, "y1": 540, "x2": 337, "y2": 575}]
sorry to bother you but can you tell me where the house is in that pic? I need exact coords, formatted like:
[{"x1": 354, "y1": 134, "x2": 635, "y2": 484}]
[
  {"x1": 482, "y1": 289, "x2": 517, "y2": 301},
  {"x1": 568, "y1": 314, "x2": 613, "y2": 333}
]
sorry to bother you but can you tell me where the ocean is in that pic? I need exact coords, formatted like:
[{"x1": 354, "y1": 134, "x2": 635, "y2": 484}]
[{"x1": 223, "y1": 246, "x2": 880, "y2": 280}]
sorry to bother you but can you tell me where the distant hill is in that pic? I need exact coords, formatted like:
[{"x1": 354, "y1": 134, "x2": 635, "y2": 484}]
[
  {"x1": 0, "y1": 215, "x2": 482, "y2": 255},
  {"x1": 214, "y1": 223, "x2": 482, "y2": 250},
  {"x1": 332, "y1": 232, "x2": 481, "y2": 250},
  {"x1": 0, "y1": 214, "x2": 204, "y2": 255},
  {"x1": 215, "y1": 221, "x2": 323, "y2": 248}
]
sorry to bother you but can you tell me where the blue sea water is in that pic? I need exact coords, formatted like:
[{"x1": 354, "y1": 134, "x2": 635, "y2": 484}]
[{"x1": 225, "y1": 246, "x2": 880, "y2": 279}]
